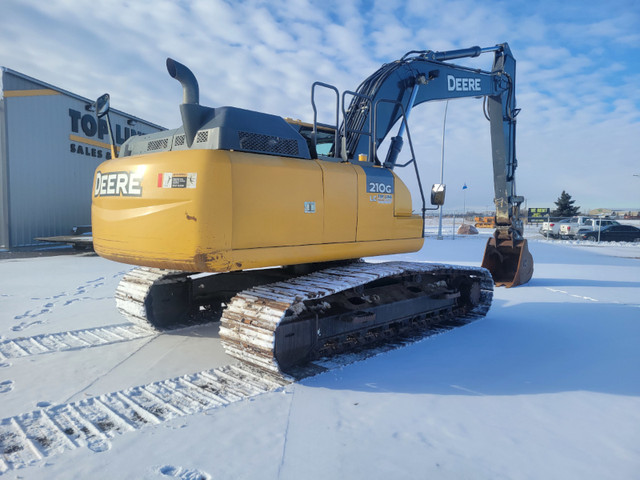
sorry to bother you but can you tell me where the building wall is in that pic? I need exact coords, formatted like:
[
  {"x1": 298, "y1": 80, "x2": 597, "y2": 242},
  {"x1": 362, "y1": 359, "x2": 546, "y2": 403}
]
[
  {"x1": 0, "y1": 74, "x2": 8, "y2": 249},
  {"x1": 0, "y1": 68, "x2": 164, "y2": 249}
]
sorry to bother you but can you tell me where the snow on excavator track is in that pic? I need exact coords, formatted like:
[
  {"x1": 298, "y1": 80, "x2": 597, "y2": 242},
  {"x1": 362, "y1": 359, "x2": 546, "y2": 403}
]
[
  {"x1": 220, "y1": 261, "x2": 493, "y2": 381},
  {"x1": 115, "y1": 267, "x2": 194, "y2": 330},
  {"x1": 115, "y1": 262, "x2": 493, "y2": 382}
]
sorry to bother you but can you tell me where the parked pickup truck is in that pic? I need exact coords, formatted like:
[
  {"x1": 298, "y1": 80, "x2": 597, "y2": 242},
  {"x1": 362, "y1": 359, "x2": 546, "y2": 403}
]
[
  {"x1": 560, "y1": 217, "x2": 620, "y2": 239},
  {"x1": 539, "y1": 218, "x2": 572, "y2": 238}
]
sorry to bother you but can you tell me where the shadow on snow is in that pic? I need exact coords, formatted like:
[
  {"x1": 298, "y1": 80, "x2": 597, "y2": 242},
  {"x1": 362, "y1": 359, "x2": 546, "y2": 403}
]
[{"x1": 301, "y1": 298, "x2": 640, "y2": 397}]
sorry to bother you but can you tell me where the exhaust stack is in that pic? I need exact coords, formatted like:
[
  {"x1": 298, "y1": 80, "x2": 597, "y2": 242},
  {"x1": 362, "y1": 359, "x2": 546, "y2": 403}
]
[
  {"x1": 166, "y1": 58, "x2": 199, "y2": 104},
  {"x1": 166, "y1": 58, "x2": 212, "y2": 147}
]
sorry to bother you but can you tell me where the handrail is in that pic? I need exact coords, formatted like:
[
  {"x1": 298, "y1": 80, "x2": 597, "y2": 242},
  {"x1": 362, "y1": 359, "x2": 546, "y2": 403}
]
[
  {"x1": 310, "y1": 83, "x2": 434, "y2": 236},
  {"x1": 311, "y1": 82, "x2": 340, "y2": 158}
]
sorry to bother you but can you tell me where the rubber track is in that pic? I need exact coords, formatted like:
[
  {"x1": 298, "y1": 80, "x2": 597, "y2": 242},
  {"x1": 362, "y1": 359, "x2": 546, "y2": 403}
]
[
  {"x1": 220, "y1": 261, "x2": 493, "y2": 381},
  {"x1": 0, "y1": 363, "x2": 286, "y2": 472},
  {"x1": 0, "y1": 324, "x2": 155, "y2": 361}
]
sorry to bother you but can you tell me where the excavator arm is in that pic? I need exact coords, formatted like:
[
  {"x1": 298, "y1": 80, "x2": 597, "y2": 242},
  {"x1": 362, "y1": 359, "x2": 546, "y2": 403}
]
[{"x1": 340, "y1": 43, "x2": 533, "y2": 287}]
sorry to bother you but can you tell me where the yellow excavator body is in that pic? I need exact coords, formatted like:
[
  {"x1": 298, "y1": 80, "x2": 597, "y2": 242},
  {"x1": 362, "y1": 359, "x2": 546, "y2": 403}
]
[
  {"x1": 92, "y1": 149, "x2": 424, "y2": 272},
  {"x1": 89, "y1": 47, "x2": 534, "y2": 378}
]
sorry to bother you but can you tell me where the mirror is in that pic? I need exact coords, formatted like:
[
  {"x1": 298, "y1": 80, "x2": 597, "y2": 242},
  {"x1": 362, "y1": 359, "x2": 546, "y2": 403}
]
[
  {"x1": 430, "y1": 183, "x2": 446, "y2": 205},
  {"x1": 96, "y1": 93, "x2": 110, "y2": 118}
]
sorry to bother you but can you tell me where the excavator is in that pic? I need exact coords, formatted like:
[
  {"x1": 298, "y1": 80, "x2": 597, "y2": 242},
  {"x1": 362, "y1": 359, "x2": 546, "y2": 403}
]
[{"x1": 91, "y1": 43, "x2": 533, "y2": 380}]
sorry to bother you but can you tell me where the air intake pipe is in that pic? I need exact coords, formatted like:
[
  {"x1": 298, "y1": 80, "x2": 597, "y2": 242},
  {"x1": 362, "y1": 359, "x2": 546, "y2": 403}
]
[{"x1": 166, "y1": 58, "x2": 212, "y2": 147}]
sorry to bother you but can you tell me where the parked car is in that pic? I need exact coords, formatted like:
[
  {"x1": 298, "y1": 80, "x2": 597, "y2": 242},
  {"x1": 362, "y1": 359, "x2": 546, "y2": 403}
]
[
  {"x1": 561, "y1": 217, "x2": 619, "y2": 239},
  {"x1": 573, "y1": 219, "x2": 620, "y2": 237},
  {"x1": 578, "y1": 224, "x2": 640, "y2": 242}
]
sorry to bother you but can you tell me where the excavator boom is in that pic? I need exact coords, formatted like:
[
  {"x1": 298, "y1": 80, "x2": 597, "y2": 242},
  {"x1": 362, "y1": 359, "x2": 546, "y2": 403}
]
[{"x1": 339, "y1": 43, "x2": 533, "y2": 286}]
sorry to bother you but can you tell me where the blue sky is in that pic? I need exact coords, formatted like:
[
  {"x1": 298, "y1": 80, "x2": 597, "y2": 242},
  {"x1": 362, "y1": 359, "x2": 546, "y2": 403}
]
[{"x1": 2, "y1": 0, "x2": 639, "y2": 212}]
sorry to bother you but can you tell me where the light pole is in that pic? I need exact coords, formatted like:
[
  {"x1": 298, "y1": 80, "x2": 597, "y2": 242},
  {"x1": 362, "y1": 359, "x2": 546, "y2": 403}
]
[{"x1": 437, "y1": 101, "x2": 449, "y2": 240}]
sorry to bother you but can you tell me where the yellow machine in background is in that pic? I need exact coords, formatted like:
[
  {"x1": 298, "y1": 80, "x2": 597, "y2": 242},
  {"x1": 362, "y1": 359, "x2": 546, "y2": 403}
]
[
  {"x1": 474, "y1": 216, "x2": 496, "y2": 229},
  {"x1": 92, "y1": 45, "x2": 532, "y2": 378}
]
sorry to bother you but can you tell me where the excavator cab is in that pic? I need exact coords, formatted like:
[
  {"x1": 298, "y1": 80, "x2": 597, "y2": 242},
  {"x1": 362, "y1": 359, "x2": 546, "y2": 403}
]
[{"x1": 285, "y1": 119, "x2": 336, "y2": 158}]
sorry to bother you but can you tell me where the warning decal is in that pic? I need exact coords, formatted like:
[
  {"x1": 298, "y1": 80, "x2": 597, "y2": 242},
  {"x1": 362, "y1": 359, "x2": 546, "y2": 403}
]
[{"x1": 157, "y1": 173, "x2": 198, "y2": 189}]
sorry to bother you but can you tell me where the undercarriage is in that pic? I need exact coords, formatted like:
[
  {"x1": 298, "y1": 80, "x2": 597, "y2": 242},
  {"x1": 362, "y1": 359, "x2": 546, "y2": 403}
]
[{"x1": 115, "y1": 261, "x2": 493, "y2": 382}]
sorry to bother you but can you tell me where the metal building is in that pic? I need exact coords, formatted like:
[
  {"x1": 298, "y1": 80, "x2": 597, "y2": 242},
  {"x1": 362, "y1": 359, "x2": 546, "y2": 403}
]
[{"x1": 0, "y1": 67, "x2": 164, "y2": 250}]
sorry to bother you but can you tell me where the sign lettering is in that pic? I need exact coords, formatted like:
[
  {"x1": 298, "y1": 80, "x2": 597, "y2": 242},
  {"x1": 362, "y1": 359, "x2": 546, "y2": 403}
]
[
  {"x1": 447, "y1": 75, "x2": 481, "y2": 92},
  {"x1": 527, "y1": 207, "x2": 550, "y2": 224},
  {"x1": 68, "y1": 108, "x2": 149, "y2": 161},
  {"x1": 94, "y1": 171, "x2": 143, "y2": 197}
]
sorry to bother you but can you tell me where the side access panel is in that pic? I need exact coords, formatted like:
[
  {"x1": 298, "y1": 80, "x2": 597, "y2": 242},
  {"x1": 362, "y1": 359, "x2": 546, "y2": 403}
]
[
  {"x1": 317, "y1": 160, "x2": 357, "y2": 244},
  {"x1": 230, "y1": 153, "x2": 324, "y2": 249}
]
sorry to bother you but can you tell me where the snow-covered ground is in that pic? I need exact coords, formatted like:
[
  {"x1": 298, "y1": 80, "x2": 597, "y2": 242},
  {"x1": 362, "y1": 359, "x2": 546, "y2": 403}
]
[{"x1": 1, "y1": 230, "x2": 639, "y2": 479}]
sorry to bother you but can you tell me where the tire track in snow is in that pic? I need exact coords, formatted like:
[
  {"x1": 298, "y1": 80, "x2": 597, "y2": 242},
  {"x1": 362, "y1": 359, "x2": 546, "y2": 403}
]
[
  {"x1": 0, "y1": 364, "x2": 288, "y2": 472},
  {"x1": 0, "y1": 324, "x2": 156, "y2": 361},
  {"x1": 0, "y1": 307, "x2": 490, "y2": 472}
]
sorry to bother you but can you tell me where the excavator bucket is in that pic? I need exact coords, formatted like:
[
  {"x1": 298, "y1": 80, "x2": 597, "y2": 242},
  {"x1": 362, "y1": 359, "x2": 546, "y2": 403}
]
[{"x1": 481, "y1": 237, "x2": 534, "y2": 288}]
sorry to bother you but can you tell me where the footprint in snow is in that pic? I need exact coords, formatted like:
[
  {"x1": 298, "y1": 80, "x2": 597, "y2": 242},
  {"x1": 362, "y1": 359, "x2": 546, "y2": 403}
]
[
  {"x1": 12, "y1": 318, "x2": 45, "y2": 331},
  {"x1": 158, "y1": 465, "x2": 211, "y2": 480},
  {"x1": 87, "y1": 437, "x2": 111, "y2": 453},
  {"x1": 14, "y1": 310, "x2": 33, "y2": 320},
  {"x1": 14, "y1": 306, "x2": 52, "y2": 321},
  {"x1": 0, "y1": 380, "x2": 15, "y2": 393},
  {"x1": 0, "y1": 362, "x2": 11, "y2": 368}
]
